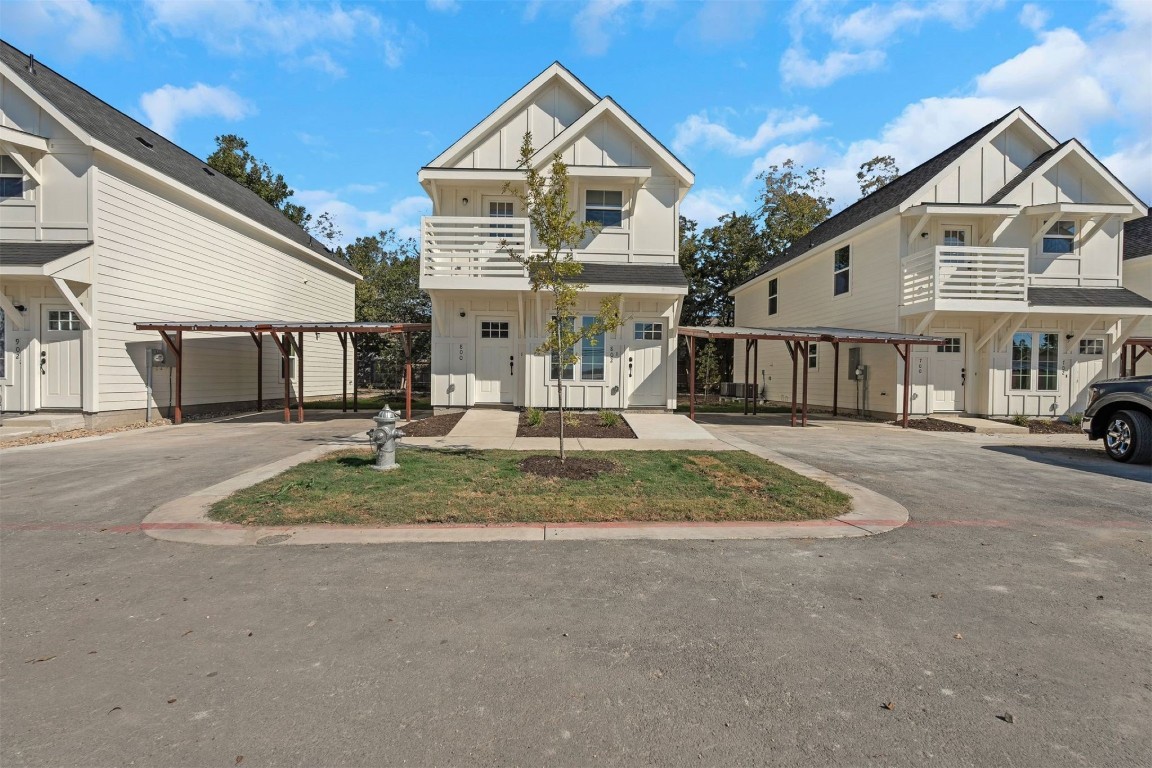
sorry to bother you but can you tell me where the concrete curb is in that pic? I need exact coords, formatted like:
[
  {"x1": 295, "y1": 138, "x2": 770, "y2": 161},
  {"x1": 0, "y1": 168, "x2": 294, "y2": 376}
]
[{"x1": 140, "y1": 438, "x2": 909, "y2": 546}]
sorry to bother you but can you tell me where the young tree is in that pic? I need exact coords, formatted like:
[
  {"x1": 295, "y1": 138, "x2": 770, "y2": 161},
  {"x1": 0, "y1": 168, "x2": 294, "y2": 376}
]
[
  {"x1": 696, "y1": 340, "x2": 721, "y2": 401},
  {"x1": 857, "y1": 155, "x2": 900, "y2": 197},
  {"x1": 504, "y1": 133, "x2": 623, "y2": 461},
  {"x1": 755, "y1": 159, "x2": 833, "y2": 262}
]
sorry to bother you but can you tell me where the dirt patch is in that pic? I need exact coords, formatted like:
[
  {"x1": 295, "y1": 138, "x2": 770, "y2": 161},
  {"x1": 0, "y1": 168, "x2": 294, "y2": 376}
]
[
  {"x1": 518, "y1": 455, "x2": 617, "y2": 480},
  {"x1": 897, "y1": 418, "x2": 975, "y2": 433},
  {"x1": 1027, "y1": 419, "x2": 1081, "y2": 434},
  {"x1": 0, "y1": 419, "x2": 171, "y2": 448},
  {"x1": 517, "y1": 411, "x2": 636, "y2": 439},
  {"x1": 402, "y1": 411, "x2": 464, "y2": 437}
]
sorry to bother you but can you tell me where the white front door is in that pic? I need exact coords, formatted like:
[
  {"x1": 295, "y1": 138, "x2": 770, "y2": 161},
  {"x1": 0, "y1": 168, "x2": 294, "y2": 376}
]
[
  {"x1": 930, "y1": 334, "x2": 965, "y2": 412},
  {"x1": 475, "y1": 318, "x2": 514, "y2": 404},
  {"x1": 41, "y1": 306, "x2": 83, "y2": 409},
  {"x1": 627, "y1": 320, "x2": 666, "y2": 407},
  {"x1": 1070, "y1": 337, "x2": 1106, "y2": 413},
  {"x1": 940, "y1": 224, "x2": 974, "y2": 250}
]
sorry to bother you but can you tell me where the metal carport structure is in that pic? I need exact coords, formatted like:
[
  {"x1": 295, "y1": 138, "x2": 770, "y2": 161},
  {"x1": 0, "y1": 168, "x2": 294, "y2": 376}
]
[
  {"x1": 1120, "y1": 337, "x2": 1151, "y2": 376},
  {"x1": 134, "y1": 322, "x2": 431, "y2": 425},
  {"x1": 678, "y1": 325, "x2": 948, "y2": 428}
]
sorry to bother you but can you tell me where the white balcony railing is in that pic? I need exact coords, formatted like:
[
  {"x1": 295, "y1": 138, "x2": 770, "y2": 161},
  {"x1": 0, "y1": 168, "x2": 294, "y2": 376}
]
[
  {"x1": 901, "y1": 245, "x2": 1028, "y2": 311},
  {"x1": 420, "y1": 216, "x2": 529, "y2": 284}
]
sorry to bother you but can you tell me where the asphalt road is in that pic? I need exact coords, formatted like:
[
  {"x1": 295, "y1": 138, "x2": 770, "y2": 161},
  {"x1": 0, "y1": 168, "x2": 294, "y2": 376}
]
[{"x1": 1, "y1": 413, "x2": 1149, "y2": 767}]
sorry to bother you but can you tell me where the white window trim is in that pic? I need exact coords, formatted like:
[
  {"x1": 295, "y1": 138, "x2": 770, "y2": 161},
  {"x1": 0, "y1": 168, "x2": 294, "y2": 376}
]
[
  {"x1": 279, "y1": 342, "x2": 297, "y2": 383},
  {"x1": 807, "y1": 342, "x2": 818, "y2": 370},
  {"x1": 0, "y1": 154, "x2": 26, "y2": 202},
  {"x1": 584, "y1": 188, "x2": 626, "y2": 230},
  {"x1": 1040, "y1": 219, "x2": 1078, "y2": 257},
  {"x1": 833, "y1": 245, "x2": 851, "y2": 298},
  {"x1": 768, "y1": 278, "x2": 779, "y2": 316},
  {"x1": 1009, "y1": 331, "x2": 1061, "y2": 392}
]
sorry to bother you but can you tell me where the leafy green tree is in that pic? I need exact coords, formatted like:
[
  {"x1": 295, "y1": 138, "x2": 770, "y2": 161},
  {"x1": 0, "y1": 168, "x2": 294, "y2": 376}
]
[
  {"x1": 696, "y1": 340, "x2": 721, "y2": 399},
  {"x1": 504, "y1": 133, "x2": 623, "y2": 461},
  {"x1": 755, "y1": 159, "x2": 833, "y2": 262},
  {"x1": 857, "y1": 155, "x2": 900, "y2": 197}
]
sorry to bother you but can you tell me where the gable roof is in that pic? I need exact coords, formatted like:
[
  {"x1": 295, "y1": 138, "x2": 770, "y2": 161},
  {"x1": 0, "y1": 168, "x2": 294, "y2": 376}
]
[
  {"x1": 0, "y1": 39, "x2": 352, "y2": 272},
  {"x1": 986, "y1": 138, "x2": 1146, "y2": 211},
  {"x1": 1125, "y1": 215, "x2": 1152, "y2": 260},
  {"x1": 986, "y1": 141, "x2": 1069, "y2": 203},
  {"x1": 426, "y1": 62, "x2": 600, "y2": 169},
  {"x1": 744, "y1": 109, "x2": 1018, "y2": 284},
  {"x1": 530, "y1": 96, "x2": 694, "y2": 187}
]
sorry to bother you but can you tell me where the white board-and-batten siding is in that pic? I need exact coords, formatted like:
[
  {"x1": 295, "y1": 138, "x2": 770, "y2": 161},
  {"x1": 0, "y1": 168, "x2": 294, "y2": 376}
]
[{"x1": 94, "y1": 165, "x2": 355, "y2": 413}]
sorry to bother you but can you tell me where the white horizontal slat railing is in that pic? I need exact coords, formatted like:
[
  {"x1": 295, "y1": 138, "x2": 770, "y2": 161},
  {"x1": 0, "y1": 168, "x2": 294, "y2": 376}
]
[
  {"x1": 901, "y1": 246, "x2": 1028, "y2": 308},
  {"x1": 420, "y1": 216, "x2": 529, "y2": 279}
]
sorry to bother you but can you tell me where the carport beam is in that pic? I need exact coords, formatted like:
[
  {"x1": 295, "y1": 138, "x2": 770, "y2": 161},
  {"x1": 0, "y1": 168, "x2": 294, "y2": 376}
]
[
  {"x1": 688, "y1": 335, "x2": 697, "y2": 422},
  {"x1": 832, "y1": 342, "x2": 840, "y2": 417},
  {"x1": 786, "y1": 340, "x2": 798, "y2": 428},
  {"x1": 158, "y1": 330, "x2": 183, "y2": 425},
  {"x1": 250, "y1": 331, "x2": 263, "y2": 412},
  {"x1": 895, "y1": 342, "x2": 912, "y2": 428},
  {"x1": 752, "y1": 340, "x2": 759, "y2": 416},
  {"x1": 743, "y1": 339, "x2": 751, "y2": 416},
  {"x1": 801, "y1": 341, "x2": 810, "y2": 427},
  {"x1": 297, "y1": 331, "x2": 304, "y2": 424},
  {"x1": 338, "y1": 332, "x2": 348, "y2": 412},
  {"x1": 270, "y1": 332, "x2": 291, "y2": 424}
]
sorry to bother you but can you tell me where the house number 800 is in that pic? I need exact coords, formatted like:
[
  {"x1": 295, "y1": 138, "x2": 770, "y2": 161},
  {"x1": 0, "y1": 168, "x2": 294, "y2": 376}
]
[{"x1": 458, "y1": 344, "x2": 464, "y2": 362}]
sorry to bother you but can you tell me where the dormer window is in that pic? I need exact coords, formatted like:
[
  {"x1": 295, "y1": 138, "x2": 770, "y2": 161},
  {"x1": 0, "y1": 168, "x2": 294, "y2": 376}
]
[
  {"x1": 1042, "y1": 220, "x2": 1076, "y2": 255},
  {"x1": 0, "y1": 156, "x2": 24, "y2": 199},
  {"x1": 585, "y1": 190, "x2": 623, "y2": 228}
]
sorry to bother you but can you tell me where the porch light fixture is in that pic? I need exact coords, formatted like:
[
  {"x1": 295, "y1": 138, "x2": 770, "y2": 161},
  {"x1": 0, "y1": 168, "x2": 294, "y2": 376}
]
[
  {"x1": 14, "y1": 304, "x2": 26, "y2": 312},
  {"x1": 461, "y1": 197, "x2": 469, "y2": 205},
  {"x1": 459, "y1": 310, "x2": 466, "y2": 317},
  {"x1": 920, "y1": 231, "x2": 929, "y2": 238}
]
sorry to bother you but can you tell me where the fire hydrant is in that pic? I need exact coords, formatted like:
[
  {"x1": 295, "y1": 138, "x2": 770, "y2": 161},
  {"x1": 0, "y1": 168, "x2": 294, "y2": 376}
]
[{"x1": 366, "y1": 404, "x2": 405, "y2": 471}]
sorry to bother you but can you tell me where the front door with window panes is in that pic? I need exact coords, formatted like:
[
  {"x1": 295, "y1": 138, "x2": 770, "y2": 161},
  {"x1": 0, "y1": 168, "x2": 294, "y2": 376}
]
[
  {"x1": 475, "y1": 318, "x2": 514, "y2": 404},
  {"x1": 482, "y1": 196, "x2": 516, "y2": 244},
  {"x1": 1070, "y1": 337, "x2": 1106, "y2": 412},
  {"x1": 930, "y1": 334, "x2": 965, "y2": 412},
  {"x1": 41, "y1": 306, "x2": 83, "y2": 408},
  {"x1": 1011, "y1": 332, "x2": 1060, "y2": 393},
  {"x1": 627, "y1": 320, "x2": 666, "y2": 407}
]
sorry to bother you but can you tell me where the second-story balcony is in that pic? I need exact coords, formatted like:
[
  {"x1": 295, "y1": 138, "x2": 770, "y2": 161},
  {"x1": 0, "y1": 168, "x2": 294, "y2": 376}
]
[
  {"x1": 900, "y1": 245, "x2": 1029, "y2": 315},
  {"x1": 420, "y1": 216, "x2": 530, "y2": 291}
]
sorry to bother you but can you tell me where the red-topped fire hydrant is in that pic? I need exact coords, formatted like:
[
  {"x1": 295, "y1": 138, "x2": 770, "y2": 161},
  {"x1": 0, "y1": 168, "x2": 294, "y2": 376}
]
[{"x1": 366, "y1": 404, "x2": 405, "y2": 471}]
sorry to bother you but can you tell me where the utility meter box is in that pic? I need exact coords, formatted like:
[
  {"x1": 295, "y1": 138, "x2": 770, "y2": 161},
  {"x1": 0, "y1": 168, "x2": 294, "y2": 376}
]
[
  {"x1": 149, "y1": 347, "x2": 169, "y2": 367},
  {"x1": 848, "y1": 347, "x2": 862, "y2": 380}
]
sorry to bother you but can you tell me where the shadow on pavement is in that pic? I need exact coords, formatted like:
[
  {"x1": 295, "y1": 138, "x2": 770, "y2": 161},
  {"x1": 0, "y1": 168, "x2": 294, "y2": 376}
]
[{"x1": 983, "y1": 444, "x2": 1151, "y2": 483}]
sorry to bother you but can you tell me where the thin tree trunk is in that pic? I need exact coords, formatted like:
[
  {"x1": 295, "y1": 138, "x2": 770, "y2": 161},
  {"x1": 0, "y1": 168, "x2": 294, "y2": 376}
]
[{"x1": 557, "y1": 317, "x2": 565, "y2": 462}]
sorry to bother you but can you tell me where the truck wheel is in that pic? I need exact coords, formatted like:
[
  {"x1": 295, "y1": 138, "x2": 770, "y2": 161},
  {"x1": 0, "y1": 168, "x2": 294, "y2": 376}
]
[{"x1": 1104, "y1": 410, "x2": 1152, "y2": 463}]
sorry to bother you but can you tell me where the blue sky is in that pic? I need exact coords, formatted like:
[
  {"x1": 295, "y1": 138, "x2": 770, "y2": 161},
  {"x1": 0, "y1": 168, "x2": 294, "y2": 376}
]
[{"x1": 4, "y1": 0, "x2": 1149, "y2": 245}]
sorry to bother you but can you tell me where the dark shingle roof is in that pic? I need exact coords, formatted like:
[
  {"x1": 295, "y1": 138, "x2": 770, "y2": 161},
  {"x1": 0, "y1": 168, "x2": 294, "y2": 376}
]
[
  {"x1": 1124, "y1": 215, "x2": 1152, "y2": 260},
  {"x1": 986, "y1": 141, "x2": 1069, "y2": 204},
  {"x1": 0, "y1": 40, "x2": 351, "y2": 272},
  {"x1": 1028, "y1": 287, "x2": 1152, "y2": 309},
  {"x1": 0, "y1": 241, "x2": 92, "y2": 266},
  {"x1": 748, "y1": 110, "x2": 1017, "y2": 282},
  {"x1": 562, "y1": 263, "x2": 688, "y2": 288}
]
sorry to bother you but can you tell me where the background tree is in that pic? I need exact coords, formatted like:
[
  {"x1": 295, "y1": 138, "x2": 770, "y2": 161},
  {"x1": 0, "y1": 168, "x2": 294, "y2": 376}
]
[
  {"x1": 504, "y1": 133, "x2": 623, "y2": 461},
  {"x1": 755, "y1": 159, "x2": 833, "y2": 262},
  {"x1": 695, "y1": 340, "x2": 721, "y2": 401},
  {"x1": 857, "y1": 155, "x2": 900, "y2": 197}
]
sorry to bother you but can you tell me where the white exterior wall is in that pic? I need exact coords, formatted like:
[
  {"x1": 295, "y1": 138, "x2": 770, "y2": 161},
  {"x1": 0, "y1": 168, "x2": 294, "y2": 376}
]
[
  {"x1": 93, "y1": 161, "x2": 356, "y2": 414},
  {"x1": 1123, "y1": 255, "x2": 1152, "y2": 375}
]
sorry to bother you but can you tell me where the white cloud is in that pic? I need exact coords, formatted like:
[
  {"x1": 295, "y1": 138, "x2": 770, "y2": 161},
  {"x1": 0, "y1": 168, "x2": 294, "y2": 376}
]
[
  {"x1": 779, "y1": 46, "x2": 886, "y2": 89},
  {"x1": 293, "y1": 191, "x2": 431, "y2": 243},
  {"x1": 426, "y1": 0, "x2": 460, "y2": 12},
  {"x1": 139, "y1": 83, "x2": 254, "y2": 139},
  {"x1": 686, "y1": 0, "x2": 768, "y2": 45},
  {"x1": 573, "y1": 0, "x2": 633, "y2": 56},
  {"x1": 142, "y1": 0, "x2": 408, "y2": 73},
  {"x1": 1018, "y1": 3, "x2": 1049, "y2": 32},
  {"x1": 1104, "y1": 138, "x2": 1152, "y2": 203},
  {"x1": 673, "y1": 109, "x2": 824, "y2": 155},
  {"x1": 1, "y1": 0, "x2": 123, "y2": 58},
  {"x1": 680, "y1": 187, "x2": 748, "y2": 229}
]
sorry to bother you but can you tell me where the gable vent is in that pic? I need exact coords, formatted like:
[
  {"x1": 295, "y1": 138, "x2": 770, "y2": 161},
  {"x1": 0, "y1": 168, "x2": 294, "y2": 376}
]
[
  {"x1": 135, "y1": 136, "x2": 154, "y2": 150},
  {"x1": 203, "y1": 167, "x2": 215, "y2": 176}
]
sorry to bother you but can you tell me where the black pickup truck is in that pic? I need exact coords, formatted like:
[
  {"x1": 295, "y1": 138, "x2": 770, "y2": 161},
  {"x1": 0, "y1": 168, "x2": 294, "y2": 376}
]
[{"x1": 1083, "y1": 375, "x2": 1152, "y2": 463}]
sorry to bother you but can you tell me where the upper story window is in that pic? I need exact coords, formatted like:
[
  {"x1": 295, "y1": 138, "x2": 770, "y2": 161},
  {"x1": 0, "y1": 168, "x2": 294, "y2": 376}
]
[
  {"x1": 833, "y1": 245, "x2": 851, "y2": 296},
  {"x1": 1042, "y1": 220, "x2": 1076, "y2": 255},
  {"x1": 585, "y1": 190, "x2": 623, "y2": 228},
  {"x1": 808, "y1": 342, "x2": 818, "y2": 369},
  {"x1": 768, "y1": 278, "x2": 779, "y2": 316},
  {"x1": 0, "y1": 156, "x2": 24, "y2": 199}
]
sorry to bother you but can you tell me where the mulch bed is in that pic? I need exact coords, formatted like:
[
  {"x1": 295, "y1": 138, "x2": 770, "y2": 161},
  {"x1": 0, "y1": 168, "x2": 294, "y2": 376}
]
[
  {"x1": 402, "y1": 411, "x2": 465, "y2": 437},
  {"x1": 897, "y1": 418, "x2": 975, "y2": 433},
  {"x1": 1027, "y1": 419, "x2": 1081, "y2": 434},
  {"x1": 517, "y1": 411, "x2": 637, "y2": 439},
  {"x1": 518, "y1": 455, "x2": 617, "y2": 480}
]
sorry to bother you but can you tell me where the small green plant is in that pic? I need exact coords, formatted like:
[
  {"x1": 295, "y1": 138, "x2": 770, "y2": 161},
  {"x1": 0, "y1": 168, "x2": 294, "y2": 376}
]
[
  {"x1": 599, "y1": 409, "x2": 621, "y2": 428},
  {"x1": 525, "y1": 407, "x2": 544, "y2": 428},
  {"x1": 1010, "y1": 412, "x2": 1030, "y2": 427},
  {"x1": 563, "y1": 411, "x2": 580, "y2": 428},
  {"x1": 1068, "y1": 412, "x2": 1084, "y2": 427}
]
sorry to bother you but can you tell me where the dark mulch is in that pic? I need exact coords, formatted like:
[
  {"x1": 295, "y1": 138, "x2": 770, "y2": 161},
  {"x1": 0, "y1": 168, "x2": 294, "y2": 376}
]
[
  {"x1": 517, "y1": 411, "x2": 636, "y2": 439},
  {"x1": 897, "y1": 418, "x2": 975, "y2": 433},
  {"x1": 1028, "y1": 419, "x2": 1081, "y2": 434},
  {"x1": 518, "y1": 455, "x2": 617, "y2": 480},
  {"x1": 402, "y1": 411, "x2": 464, "y2": 437}
]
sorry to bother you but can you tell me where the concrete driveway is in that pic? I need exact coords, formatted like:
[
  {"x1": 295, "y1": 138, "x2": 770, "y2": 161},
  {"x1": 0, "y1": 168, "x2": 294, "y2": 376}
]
[{"x1": 1, "y1": 413, "x2": 1149, "y2": 767}]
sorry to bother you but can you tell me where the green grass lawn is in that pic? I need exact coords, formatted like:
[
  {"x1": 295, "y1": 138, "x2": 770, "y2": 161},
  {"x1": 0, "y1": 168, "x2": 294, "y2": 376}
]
[{"x1": 209, "y1": 449, "x2": 851, "y2": 526}]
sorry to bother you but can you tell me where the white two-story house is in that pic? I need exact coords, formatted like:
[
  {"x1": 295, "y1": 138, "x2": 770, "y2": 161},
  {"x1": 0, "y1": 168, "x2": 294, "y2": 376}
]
[
  {"x1": 0, "y1": 40, "x2": 357, "y2": 426},
  {"x1": 731, "y1": 108, "x2": 1150, "y2": 419},
  {"x1": 418, "y1": 63, "x2": 693, "y2": 411}
]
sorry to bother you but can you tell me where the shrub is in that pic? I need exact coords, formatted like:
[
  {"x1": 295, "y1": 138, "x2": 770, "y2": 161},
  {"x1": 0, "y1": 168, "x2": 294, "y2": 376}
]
[
  {"x1": 599, "y1": 409, "x2": 621, "y2": 428},
  {"x1": 1068, "y1": 412, "x2": 1084, "y2": 427},
  {"x1": 563, "y1": 411, "x2": 580, "y2": 428},
  {"x1": 525, "y1": 408, "x2": 544, "y2": 428},
  {"x1": 1010, "y1": 412, "x2": 1030, "y2": 427}
]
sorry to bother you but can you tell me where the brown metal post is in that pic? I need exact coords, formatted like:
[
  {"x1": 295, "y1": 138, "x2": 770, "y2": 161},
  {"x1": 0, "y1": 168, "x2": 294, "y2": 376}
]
[
  {"x1": 787, "y1": 340, "x2": 798, "y2": 427},
  {"x1": 403, "y1": 331, "x2": 413, "y2": 421},
  {"x1": 688, "y1": 335, "x2": 697, "y2": 422},
  {"x1": 297, "y1": 331, "x2": 304, "y2": 423},
  {"x1": 339, "y1": 332, "x2": 348, "y2": 412},
  {"x1": 250, "y1": 331, "x2": 263, "y2": 412},
  {"x1": 801, "y1": 341, "x2": 810, "y2": 427},
  {"x1": 352, "y1": 335, "x2": 359, "y2": 412},
  {"x1": 269, "y1": 332, "x2": 290, "y2": 424},
  {"x1": 159, "y1": 330, "x2": 183, "y2": 425},
  {"x1": 832, "y1": 341, "x2": 840, "y2": 417},
  {"x1": 743, "y1": 339, "x2": 751, "y2": 415},
  {"x1": 901, "y1": 342, "x2": 912, "y2": 429},
  {"x1": 752, "y1": 340, "x2": 759, "y2": 416}
]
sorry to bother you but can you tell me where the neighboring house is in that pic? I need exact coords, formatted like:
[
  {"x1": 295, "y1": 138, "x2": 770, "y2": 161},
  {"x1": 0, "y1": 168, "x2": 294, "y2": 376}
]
[
  {"x1": 0, "y1": 41, "x2": 358, "y2": 426},
  {"x1": 731, "y1": 108, "x2": 1150, "y2": 419},
  {"x1": 1122, "y1": 214, "x2": 1152, "y2": 374},
  {"x1": 417, "y1": 63, "x2": 693, "y2": 411}
]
